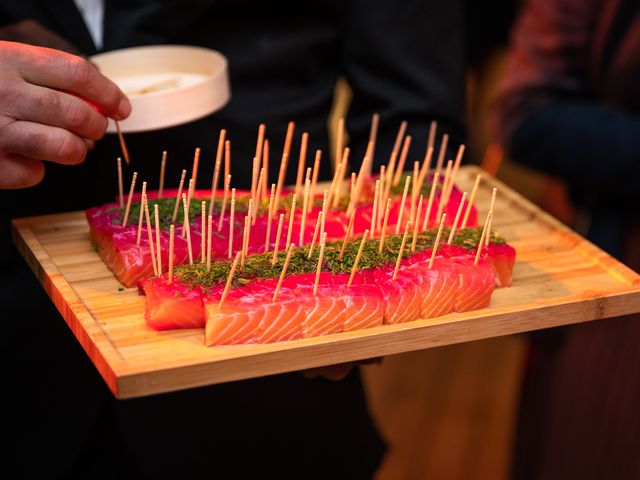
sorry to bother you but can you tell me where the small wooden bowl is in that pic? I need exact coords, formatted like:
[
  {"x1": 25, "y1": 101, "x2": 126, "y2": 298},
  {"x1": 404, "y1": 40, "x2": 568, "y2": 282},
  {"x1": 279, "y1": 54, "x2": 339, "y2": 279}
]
[{"x1": 91, "y1": 45, "x2": 230, "y2": 133}]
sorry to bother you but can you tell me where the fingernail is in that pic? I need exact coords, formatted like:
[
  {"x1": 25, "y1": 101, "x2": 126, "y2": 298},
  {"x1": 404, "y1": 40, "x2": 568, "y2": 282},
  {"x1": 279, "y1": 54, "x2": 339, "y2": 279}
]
[{"x1": 115, "y1": 95, "x2": 132, "y2": 120}]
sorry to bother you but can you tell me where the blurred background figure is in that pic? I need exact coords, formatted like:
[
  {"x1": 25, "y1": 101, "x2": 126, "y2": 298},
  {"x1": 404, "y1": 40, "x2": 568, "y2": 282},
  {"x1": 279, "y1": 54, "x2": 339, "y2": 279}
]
[
  {"x1": 492, "y1": 0, "x2": 640, "y2": 479},
  {"x1": 1, "y1": 1, "x2": 466, "y2": 479}
]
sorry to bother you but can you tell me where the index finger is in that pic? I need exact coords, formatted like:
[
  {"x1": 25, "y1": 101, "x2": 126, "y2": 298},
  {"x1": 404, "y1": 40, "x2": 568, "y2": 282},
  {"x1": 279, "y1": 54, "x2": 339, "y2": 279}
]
[{"x1": 12, "y1": 42, "x2": 131, "y2": 120}]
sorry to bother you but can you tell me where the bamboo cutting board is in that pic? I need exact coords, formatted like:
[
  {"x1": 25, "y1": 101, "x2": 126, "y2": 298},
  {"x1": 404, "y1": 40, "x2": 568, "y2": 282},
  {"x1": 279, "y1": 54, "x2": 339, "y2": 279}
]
[{"x1": 11, "y1": 166, "x2": 640, "y2": 399}]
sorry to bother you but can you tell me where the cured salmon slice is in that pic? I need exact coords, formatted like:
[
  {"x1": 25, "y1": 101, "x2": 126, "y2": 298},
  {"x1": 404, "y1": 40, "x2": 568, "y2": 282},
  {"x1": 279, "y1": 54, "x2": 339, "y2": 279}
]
[
  {"x1": 452, "y1": 258, "x2": 495, "y2": 312},
  {"x1": 300, "y1": 289, "x2": 347, "y2": 338},
  {"x1": 341, "y1": 284, "x2": 385, "y2": 331},
  {"x1": 143, "y1": 277, "x2": 207, "y2": 330},
  {"x1": 256, "y1": 296, "x2": 306, "y2": 343},
  {"x1": 485, "y1": 244, "x2": 516, "y2": 287},
  {"x1": 413, "y1": 258, "x2": 458, "y2": 318},
  {"x1": 205, "y1": 292, "x2": 263, "y2": 346},
  {"x1": 373, "y1": 268, "x2": 423, "y2": 324}
]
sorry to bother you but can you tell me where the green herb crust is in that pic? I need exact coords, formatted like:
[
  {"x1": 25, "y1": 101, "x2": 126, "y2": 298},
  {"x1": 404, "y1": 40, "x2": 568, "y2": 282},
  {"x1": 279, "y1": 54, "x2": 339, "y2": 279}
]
[
  {"x1": 173, "y1": 227, "x2": 505, "y2": 289},
  {"x1": 389, "y1": 173, "x2": 436, "y2": 196},
  {"x1": 114, "y1": 193, "x2": 329, "y2": 231}
]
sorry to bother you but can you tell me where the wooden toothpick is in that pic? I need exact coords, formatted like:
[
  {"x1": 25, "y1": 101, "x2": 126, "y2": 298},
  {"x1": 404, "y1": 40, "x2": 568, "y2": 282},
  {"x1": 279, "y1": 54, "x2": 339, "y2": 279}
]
[
  {"x1": 314, "y1": 232, "x2": 328, "y2": 296},
  {"x1": 347, "y1": 153, "x2": 372, "y2": 216},
  {"x1": 228, "y1": 189, "x2": 236, "y2": 259},
  {"x1": 171, "y1": 169, "x2": 187, "y2": 223},
  {"x1": 335, "y1": 117, "x2": 344, "y2": 174},
  {"x1": 319, "y1": 189, "x2": 329, "y2": 244},
  {"x1": 185, "y1": 178, "x2": 195, "y2": 209},
  {"x1": 117, "y1": 157, "x2": 124, "y2": 208},
  {"x1": 115, "y1": 120, "x2": 130, "y2": 165},
  {"x1": 339, "y1": 207, "x2": 358, "y2": 260},
  {"x1": 224, "y1": 140, "x2": 231, "y2": 189},
  {"x1": 158, "y1": 151, "x2": 167, "y2": 199},
  {"x1": 252, "y1": 168, "x2": 264, "y2": 224},
  {"x1": 274, "y1": 153, "x2": 289, "y2": 213},
  {"x1": 122, "y1": 171, "x2": 138, "y2": 226},
  {"x1": 447, "y1": 191, "x2": 467, "y2": 244},
  {"x1": 295, "y1": 132, "x2": 308, "y2": 199},
  {"x1": 273, "y1": 243, "x2": 295, "y2": 302},
  {"x1": 411, "y1": 160, "x2": 419, "y2": 224},
  {"x1": 332, "y1": 148, "x2": 351, "y2": 208},
  {"x1": 379, "y1": 198, "x2": 392, "y2": 254},
  {"x1": 241, "y1": 215, "x2": 249, "y2": 267},
  {"x1": 422, "y1": 171, "x2": 440, "y2": 231},
  {"x1": 384, "y1": 150, "x2": 398, "y2": 198},
  {"x1": 395, "y1": 175, "x2": 411, "y2": 234},
  {"x1": 218, "y1": 174, "x2": 231, "y2": 231},
  {"x1": 154, "y1": 203, "x2": 162, "y2": 274},
  {"x1": 209, "y1": 129, "x2": 226, "y2": 216},
  {"x1": 219, "y1": 251, "x2": 242, "y2": 308},
  {"x1": 144, "y1": 199, "x2": 158, "y2": 277},
  {"x1": 136, "y1": 183, "x2": 147, "y2": 245},
  {"x1": 252, "y1": 124, "x2": 266, "y2": 201},
  {"x1": 436, "y1": 160, "x2": 452, "y2": 224},
  {"x1": 261, "y1": 139, "x2": 269, "y2": 200},
  {"x1": 308, "y1": 214, "x2": 322, "y2": 259},
  {"x1": 348, "y1": 229, "x2": 369, "y2": 287},
  {"x1": 182, "y1": 194, "x2": 193, "y2": 264},
  {"x1": 417, "y1": 146, "x2": 434, "y2": 192},
  {"x1": 250, "y1": 156, "x2": 259, "y2": 215},
  {"x1": 282, "y1": 121, "x2": 295, "y2": 161},
  {"x1": 327, "y1": 160, "x2": 342, "y2": 208},
  {"x1": 243, "y1": 199, "x2": 253, "y2": 261},
  {"x1": 427, "y1": 120, "x2": 437, "y2": 152},
  {"x1": 201, "y1": 201, "x2": 206, "y2": 262},
  {"x1": 461, "y1": 174, "x2": 482, "y2": 229},
  {"x1": 168, "y1": 224, "x2": 175, "y2": 283},
  {"x1": 370, "y1": 179, "x2": 380, "y2": 235},
  {"x1": 393, "y1": 135, "x2": 412, "y2": 186},
  {"x1": 411, "y1": 194, "x2": 424, "y2": 252},
  {"x1": 309, "y1": 150, "x2": 321, "y2": 213},
  {"x1": 393, "y1": 221, "x2": 411, "y2": 280},
  {"x1": 484, "y1": 188, "x2": 498, "y2": 245},
  {"x1": 442, "y1": 145, "x2": 465, "y2": 208},
  {"x1": 272, "y1": 213, "x2": 285, "y2": 266},
  {"x1": 449, "y1": 145, "x2": 465, "y2": 191},
  {"x1": 435, "y1": 133, "x2": 449, "y2": 177},
  {"x1": 206, "y1": 214, "x2": 213, "y2": 271},
  {"x1": 391, "y1": 121, "x2": 408, "y2": 167},
  {"x1": 246, "y1": 197, "x2": 254, "y2": 251},
  {"x1": 265, "y1": 183, "x2": 276, "y2": 251},
  {"x1": 299, "y1": 173, "x2": 311, "y2": 245},
  {"x1": 274, "y1": 122, "x2": 295, "y2": 211},
  {"x1": 350, "y1": 172, "x2": 356, "y2": 199},
  {"x1": 255, "y1": 123, "x2": 266, "y2": 167},
  {"x1": 367, "y1": 113, "x2": 380, "y2": 175},
  {"x1": 188, "y1": 147, "x2": 200, "y2": 201},
  {"x1": 428, "y1": 213, "x2": 447, "y2": 269},
  {"x1": 475, "y1": 211, "x2": 492, "y2": 266}
]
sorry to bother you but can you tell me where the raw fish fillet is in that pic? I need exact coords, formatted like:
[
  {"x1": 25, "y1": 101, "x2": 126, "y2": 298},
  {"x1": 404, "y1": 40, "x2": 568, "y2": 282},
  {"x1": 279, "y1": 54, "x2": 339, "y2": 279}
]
[{"x1": 143, "y1": 277, "x2": 208, "y2": 330}]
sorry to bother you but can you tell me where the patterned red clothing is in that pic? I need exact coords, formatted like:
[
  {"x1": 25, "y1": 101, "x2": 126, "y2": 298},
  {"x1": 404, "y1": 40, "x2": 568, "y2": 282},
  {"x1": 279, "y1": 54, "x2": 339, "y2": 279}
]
[{"x1": 493, "y1": 0, "x2": 640, "y2": 478}]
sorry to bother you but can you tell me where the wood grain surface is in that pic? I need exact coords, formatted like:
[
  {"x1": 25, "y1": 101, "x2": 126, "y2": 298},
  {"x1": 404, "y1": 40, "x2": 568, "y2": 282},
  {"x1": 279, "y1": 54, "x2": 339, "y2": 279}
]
[{"x1": 11, "y1": 166, "x2": 640, "y2": 399}]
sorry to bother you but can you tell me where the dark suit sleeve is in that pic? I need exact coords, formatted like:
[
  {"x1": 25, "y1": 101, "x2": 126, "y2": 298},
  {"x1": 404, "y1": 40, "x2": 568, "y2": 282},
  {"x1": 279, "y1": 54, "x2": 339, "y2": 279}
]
[
  {"x1": 508, "y1": 102, "x2": 640, "y2": 196},
  {"x1": 492, "y1": 0, "x2": 640, "y2": 197},
  {"x1": 341, "y1": 0, "x2": 466, "y2": 167}
]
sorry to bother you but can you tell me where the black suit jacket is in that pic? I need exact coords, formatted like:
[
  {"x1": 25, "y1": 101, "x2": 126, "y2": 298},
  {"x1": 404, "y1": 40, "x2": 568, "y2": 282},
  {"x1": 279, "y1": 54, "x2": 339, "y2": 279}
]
[{"x1": 1, "y1": 1, "x2": 465, "y2": 478}]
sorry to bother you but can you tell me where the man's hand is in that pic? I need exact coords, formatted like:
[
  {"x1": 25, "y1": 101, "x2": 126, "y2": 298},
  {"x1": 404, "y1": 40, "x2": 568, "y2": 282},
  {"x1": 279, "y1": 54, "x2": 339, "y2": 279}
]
[{"x1": 0, "y1": 41, "x2": 131, "y2": 189}]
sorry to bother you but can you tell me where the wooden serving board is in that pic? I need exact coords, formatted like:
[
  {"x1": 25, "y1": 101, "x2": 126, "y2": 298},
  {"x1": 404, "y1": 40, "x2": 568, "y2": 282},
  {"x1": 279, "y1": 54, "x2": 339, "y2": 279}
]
[{"x1": 12, "y1": 166, "x2": 640, "y2": 399}]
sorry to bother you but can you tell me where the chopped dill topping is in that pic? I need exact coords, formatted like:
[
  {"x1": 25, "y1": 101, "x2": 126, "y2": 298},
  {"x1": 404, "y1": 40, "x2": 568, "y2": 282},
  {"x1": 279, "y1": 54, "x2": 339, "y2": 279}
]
[
  {"x1": 113, "y1": 192, "x2": 329, "y2": 231},
  {"x1": 173, "y1": 227, "x2": 504, "y2": 289},
  {"x1": 389, "y1": 173, "x2": 436, "y2": 196}
]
